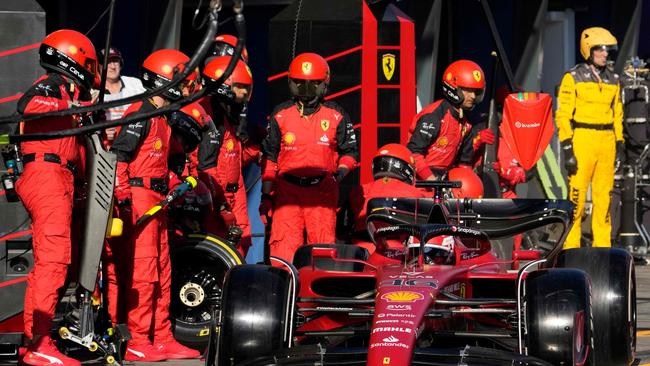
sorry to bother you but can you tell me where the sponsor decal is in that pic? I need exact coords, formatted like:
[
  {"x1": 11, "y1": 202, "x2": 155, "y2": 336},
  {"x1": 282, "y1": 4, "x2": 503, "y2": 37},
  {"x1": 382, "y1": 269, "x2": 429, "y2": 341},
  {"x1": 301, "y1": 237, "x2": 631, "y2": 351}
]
[
  {"x1": 381, "y1": 291, "x2": 424, "y2": 303},
  {"x1": 153, "y1": 138, "x2": 163, "y2": 151},
  {"x1": 383, "y1": 335, "x2": 399, "y2": 343},
  {"x1": 460, "y1": 251, "x2": 480, "y2": 260},
  {"x1": 370, "y1": 341, "x2": 409, "y2": 350},
  {"x1": 472, "y1": 70, "x2": 482, "y2": 82},
  {"x1": 283, "y1": 132, "x2": 296, "y2": 145},
  {"x1": 320, "y1": 119, "x2": 330, "y2": 131},
  {"x1": 46, "y1": 47, "x2": 55, "y2": 56},
  {"x1": 514, "y1": 121, "x2": 541, "y2": 129},
  {"x1": 451, "y1": 226, "x2": 483, "y2": 236},
  {"x1": 436, "y1": 136, "x2": 448, "y2": 147},
  {"x1": 225, "y1": 139, "x2": 235, "y2": 151},
  {"x1": 372, "y1": 327, "x2": 412, "y2": 334},
  {"x1": 319, "y1": 134, "x2": 329, "y2": 144},
  {"x1": 376, "y1": 319, "x2": 399, "y2": 324},
  {"x1": 302, "y1": 62, "x2": 312, "y2": 74},
  {"x1": 460, "y1": 283, "x2": 466, "y2": 298},
  {"x1": 377, "y1": 312, "x2": 416, "y2": 319},
  {"x1": 446, "y1": 72, "x2": 453, "y2": 81},
  {"x1": 386, "y1": 304, "x2": 412, "y2": 311},
  {"x1": 383, "y1": 357, "x2": 391, "y2": 365},
  {"x1": 382, "y1": 53, "x2": 396, "y2": 81}
]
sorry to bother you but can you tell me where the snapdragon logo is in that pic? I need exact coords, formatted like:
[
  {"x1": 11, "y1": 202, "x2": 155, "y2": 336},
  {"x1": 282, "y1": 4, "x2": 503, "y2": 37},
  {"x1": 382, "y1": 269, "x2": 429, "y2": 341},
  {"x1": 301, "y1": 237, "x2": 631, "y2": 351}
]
[{"x1": 514, "y1": 121, "x2": 541, "y2": 129}]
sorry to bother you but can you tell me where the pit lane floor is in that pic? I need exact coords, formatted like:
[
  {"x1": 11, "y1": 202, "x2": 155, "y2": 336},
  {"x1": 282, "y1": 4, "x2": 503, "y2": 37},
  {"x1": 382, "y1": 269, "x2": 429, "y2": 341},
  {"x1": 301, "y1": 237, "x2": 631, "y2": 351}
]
[{"x1": 37, "y1": 263, "x2": 650, "y2": 365}]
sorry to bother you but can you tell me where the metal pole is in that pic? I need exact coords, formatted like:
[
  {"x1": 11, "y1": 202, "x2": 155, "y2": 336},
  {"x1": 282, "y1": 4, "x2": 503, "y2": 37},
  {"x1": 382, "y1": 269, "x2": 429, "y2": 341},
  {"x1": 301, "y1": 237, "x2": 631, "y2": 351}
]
[{"x1": 97, "y1": 0, "x2": 117, "y2": 104}]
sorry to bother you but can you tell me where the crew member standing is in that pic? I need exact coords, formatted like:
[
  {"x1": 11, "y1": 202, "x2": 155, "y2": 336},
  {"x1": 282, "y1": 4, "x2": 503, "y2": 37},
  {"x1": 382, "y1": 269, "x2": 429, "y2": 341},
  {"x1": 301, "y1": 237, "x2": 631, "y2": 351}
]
[
  {"x1": 556, "y1": 27, "x2": 624, "y2": 248},
  {"x1": 260, "y1": 53, "x2": 359, "y2": 262},
  {"x1": 407, "y1": 60, "x2": 494, "y2": 180},
  {"x1": 17, "y1": 29, "x2": 98, "y2": 366},
  {"x1": 194, "y1": 56, "x2": 254, "y2": 256},
  {"x1": 111, "y1": 49, "x2": 203, "y2": 361}
]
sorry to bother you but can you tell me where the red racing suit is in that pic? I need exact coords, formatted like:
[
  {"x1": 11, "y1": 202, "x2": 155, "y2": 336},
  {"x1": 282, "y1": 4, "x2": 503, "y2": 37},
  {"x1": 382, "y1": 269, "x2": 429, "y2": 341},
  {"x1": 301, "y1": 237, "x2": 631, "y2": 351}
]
[
  {"x1": 109, "y1": 100, "x2": 175, "y2": 346},
  {"x1": 407, "y1": 99, "x2": 474, "y2": 179},
  {"x1": 193, "y1": 99, "x2": 251, "y2": 256},
  {"x1": 261, "y1": 100, "x2": 359, "y2": 262},
  {"x1": 15, "y1": 73, "x2": 89, "y2": 340}
]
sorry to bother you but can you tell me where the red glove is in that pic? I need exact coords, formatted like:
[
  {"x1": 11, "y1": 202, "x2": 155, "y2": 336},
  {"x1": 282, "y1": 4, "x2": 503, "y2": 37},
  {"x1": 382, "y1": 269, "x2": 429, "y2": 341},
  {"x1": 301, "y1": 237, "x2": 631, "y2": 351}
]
[
  {"x1": 114, "y1": 162, "x2": 131, "y2": 206},
  {"x1": 473, "y1": 128, "x2": 495, "y2": 151},
  {"x1": 501, "y1": 166, "x2": 526, "y2": 186},
  {"x1": 259, "y1": 193, "x2": 273, "y2": 225}
]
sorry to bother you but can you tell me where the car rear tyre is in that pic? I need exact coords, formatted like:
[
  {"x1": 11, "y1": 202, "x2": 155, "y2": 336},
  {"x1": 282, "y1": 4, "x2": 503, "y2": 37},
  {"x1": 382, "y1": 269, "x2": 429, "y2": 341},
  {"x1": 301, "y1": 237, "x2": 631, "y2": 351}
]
[
  {"x1": 218, "y1": 264, "x2": 292, "y2": 365},
  {"x1": 555, "y1": 248, "x2": 636, "y2": 366},
  {"x1": 171, "y1": 234, "x2": 243, "y2": 350},
  {"x1": 525, "y1": 268, "x2": 591, "y2": 365}
]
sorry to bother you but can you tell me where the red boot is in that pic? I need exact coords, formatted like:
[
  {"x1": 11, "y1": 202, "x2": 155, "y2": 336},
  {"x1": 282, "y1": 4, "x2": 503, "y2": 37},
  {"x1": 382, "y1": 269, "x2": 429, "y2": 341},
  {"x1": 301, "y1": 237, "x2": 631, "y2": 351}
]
[
  {"x1": 21, "y1": 336, "x2": 81, "y2": 366},
  {"x1": 124, "y1": 342, "x2": 167, "y2": 362},
  {"x1": 155, "y1": 340, "x2": 201, "y2": 359}
]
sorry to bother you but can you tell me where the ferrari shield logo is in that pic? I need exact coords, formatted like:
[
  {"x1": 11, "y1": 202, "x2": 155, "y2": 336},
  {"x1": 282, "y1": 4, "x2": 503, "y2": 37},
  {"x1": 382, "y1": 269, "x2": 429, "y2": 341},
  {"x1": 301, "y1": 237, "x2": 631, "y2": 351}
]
[
  {"x1": 320, "y1": 119, "x2": 330, "y2": 131},
  {"x1": 382, "y1": 53, "x2": 396, "y2": 81},
  {"x1": 302, "y1": 62, "x2": 312, "y2": 74},
  {"x1": 473, "y1": 70, "x2": 482, "y2": 82}
]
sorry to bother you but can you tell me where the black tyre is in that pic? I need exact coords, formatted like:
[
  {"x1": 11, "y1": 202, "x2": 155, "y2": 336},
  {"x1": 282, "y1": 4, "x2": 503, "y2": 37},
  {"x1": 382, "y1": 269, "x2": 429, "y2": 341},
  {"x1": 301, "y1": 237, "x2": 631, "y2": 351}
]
[
  {"x1": 171, "y1": 234, "x2": 244, "y2": 350},
  {"x1": 218, "y1": 265, "x2": 292, "y2": 365},
  {"x1": 555, "y1": 248, "x2": 636, "y2": 366},
  {"x1": 525, "y1": 268, "x2": 591, "y2": 365}
]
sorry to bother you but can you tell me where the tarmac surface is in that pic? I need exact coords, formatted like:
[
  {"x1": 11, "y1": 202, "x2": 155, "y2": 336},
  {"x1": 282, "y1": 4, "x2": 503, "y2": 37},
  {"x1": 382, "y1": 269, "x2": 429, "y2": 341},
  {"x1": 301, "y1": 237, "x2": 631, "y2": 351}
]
[{"x1": 121, "y1": 262, "x2": 650, "y2": 366}]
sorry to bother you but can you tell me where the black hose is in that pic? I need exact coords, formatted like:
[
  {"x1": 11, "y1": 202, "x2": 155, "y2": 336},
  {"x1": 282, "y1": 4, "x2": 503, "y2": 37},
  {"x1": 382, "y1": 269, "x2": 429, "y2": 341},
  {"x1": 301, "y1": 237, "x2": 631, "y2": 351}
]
[
  {"x1": 2, "y1": 2, "x2": 246, "y2": 143},
  {"x1": 0, "y1": 2, "x2": 243, "y2": 127}
]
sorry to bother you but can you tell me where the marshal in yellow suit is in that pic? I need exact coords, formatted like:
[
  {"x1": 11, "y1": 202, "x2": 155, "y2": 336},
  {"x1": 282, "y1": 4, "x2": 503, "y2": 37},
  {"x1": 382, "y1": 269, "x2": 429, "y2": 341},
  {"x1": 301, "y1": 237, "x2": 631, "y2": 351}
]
[{"x1": 556, "y1": 27, "x2": 624, "y2": 248}]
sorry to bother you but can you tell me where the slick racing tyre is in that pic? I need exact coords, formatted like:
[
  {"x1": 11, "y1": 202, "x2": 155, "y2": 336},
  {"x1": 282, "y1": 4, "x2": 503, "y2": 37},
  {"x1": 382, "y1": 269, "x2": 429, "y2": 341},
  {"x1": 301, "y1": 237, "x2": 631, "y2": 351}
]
[
  {"x1": 555, "y1": 248, "x2": 636, "y2": 366},
  {"x1": 218, "y1": 265, "x2": 292, "y2": 365},
  {"x1": 524, "y1": 268, "x2": 591, "y2": 365},
  {"x1": 170, "y1": 233, "x2": 243, "y2": 350}
]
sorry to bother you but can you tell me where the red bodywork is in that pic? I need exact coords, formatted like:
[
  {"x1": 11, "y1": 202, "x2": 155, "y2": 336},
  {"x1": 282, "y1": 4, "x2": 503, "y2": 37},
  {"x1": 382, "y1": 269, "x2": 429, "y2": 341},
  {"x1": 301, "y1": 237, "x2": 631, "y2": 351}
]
[
  {"x1": 294, "y1": 235, "x2": 532, "y2": 366},
  {"x1": 499, "y1": 92, "x2": 554, "y2": 170}
]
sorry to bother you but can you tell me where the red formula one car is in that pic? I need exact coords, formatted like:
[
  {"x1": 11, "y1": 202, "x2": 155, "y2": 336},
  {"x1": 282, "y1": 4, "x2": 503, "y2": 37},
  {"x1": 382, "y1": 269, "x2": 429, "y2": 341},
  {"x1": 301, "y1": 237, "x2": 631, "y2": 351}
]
[{"x1": 208, "y1": 192, "x2": 636, "y2": 366}]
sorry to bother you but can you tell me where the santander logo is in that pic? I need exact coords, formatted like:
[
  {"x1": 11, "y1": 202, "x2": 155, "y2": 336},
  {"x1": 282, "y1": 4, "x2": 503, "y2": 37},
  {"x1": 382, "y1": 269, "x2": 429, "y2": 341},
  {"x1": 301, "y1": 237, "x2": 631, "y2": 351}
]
[{"x1": 514, "y1": 121, "x2": 541, "y2": 128}]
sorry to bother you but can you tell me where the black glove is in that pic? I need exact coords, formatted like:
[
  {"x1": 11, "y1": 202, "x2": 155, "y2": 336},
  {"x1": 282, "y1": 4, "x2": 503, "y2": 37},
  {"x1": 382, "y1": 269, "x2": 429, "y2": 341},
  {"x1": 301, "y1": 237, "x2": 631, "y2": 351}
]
[
  {"x1": 561, "y1": 139, "x2": 578, "y2": 177},
  {"x1": 615, "y1": 140, "x2": 625, "y2": 169}
]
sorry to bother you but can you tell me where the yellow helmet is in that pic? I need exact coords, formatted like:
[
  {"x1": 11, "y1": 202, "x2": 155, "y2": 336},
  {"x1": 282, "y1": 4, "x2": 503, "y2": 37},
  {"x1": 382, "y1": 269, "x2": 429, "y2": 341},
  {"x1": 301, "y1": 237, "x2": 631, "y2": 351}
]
[{"x1": 580, "y1": 27, "x2": 617, "y2": 61}]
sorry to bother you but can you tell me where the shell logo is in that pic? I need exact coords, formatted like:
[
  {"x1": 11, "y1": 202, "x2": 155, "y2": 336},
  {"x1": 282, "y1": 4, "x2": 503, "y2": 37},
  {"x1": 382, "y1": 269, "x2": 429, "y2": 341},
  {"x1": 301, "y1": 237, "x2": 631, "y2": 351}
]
[
  {"x1": 283, "y1": 132, "x2": 296, "y2": 145},
  {"x1": 192, "y1": 108, "x2": 201, "y2": 119},
  {"x1": 437, "y1": 136, "x2": 448, "y2": 147},
  {"x1": 153, "y1": 138, "x2": 163, "y2": 151},
  {"x1": 473, "y1": 70, "x2": 482, "y2": 82},
  {"x1": 214, "y1": 69, "x2": 224, "y2": 79},
  {"x1": 446, "y1": 72, "x2": 453, "y2": 81},
  {"x1": 381, "y1": 291, "x2": 424, "y2": 302},
  {"x1": 225, "y1": 139, "x2": 235, "y2": 151},
  {"x1": 162, "y1": 65, "x2": 173, "y2": 75},
  {"x1": 68, "y1": 45, "x2": 78, "y2": 55}
]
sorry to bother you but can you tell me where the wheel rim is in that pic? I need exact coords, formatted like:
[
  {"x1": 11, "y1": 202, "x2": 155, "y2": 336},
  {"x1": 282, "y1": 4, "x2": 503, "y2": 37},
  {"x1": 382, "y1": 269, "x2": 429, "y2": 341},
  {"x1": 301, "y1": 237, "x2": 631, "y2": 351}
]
[{"x1": 171, "y1": 247, "x2": 230, "y2": 326}]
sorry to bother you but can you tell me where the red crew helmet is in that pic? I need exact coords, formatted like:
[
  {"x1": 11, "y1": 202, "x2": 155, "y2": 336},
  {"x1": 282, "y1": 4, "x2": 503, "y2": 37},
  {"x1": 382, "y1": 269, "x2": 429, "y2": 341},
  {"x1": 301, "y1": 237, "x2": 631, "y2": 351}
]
[
  {"x1": 141, "y1": 49, "x2": 190, "y2": 101},
  {"x1": 210, "y1": 34, "x2": 249, "y2": 62},
  {"x1": 441, "y1": 60, "x2": 486, "y2": 108},
  {"x1": 448, "y1": 166, "x2": 484, "y2": 198},
  {"x1": 170, "y1": 102, "x2": 211, "y2": 152},
  {"x1": 40, "y1": 29, "x2": 98, "y2": 91},
  {"x1": 202, "y1": 56, "x2": 253, "y2": 103},
  {"x1": 288, "y1": 53, "x2": 330, "y2": 100}
]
